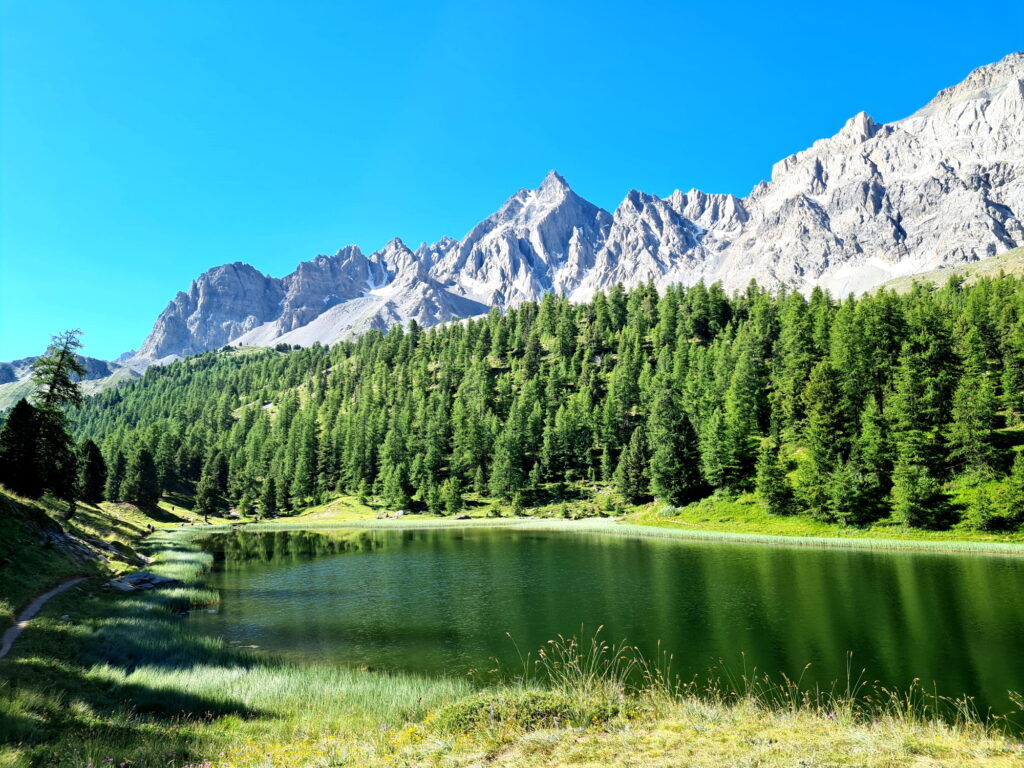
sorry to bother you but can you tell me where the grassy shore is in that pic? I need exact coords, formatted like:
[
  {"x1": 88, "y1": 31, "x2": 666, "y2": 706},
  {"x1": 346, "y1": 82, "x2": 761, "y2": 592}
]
[
  {"x1": 2, "y1": 490, "x2": 1023, "y2": 766},
  {"x1": 216, "y1": 489, "x2": 1024, "y2": 557}
]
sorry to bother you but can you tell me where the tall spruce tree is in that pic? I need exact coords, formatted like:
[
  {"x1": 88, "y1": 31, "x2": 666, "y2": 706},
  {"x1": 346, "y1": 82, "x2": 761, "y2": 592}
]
[
  {"x1": 104, "y1": 450, "x2": 127, "y2": 502},
  {"x1": 890, "y1": 455, "x2": 941, "y2": 528},
  {"x1": 614, "y1": 425, "x2": 649, "y2": 503},
  {"x1": 77, "y1": 439, "x2": 107, "y2": 503},
  {"x1": 648, "y1": 388, "x2": 702, "y2": 505},
  {"x1": 0, "y1": 399, "x2": 44, "y2": 498},
  {"x1": 947, "y1": 327, "x2": 997, "y2": 474},
  {"x1": 122, "y1": 448, "x2": 160, "y2": 506},
  {"x1": 755, "y1": 441, "x2": 792, "y2": 516},
  {"x1": 31, "y1": 329, "x2": 86, "y2": 411}
]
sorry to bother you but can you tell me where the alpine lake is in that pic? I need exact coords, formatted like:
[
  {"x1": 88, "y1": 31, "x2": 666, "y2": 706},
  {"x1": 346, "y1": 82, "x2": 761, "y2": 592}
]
[{"x1": 188, "y1": 525, "x2": 1024, "y2": 719}]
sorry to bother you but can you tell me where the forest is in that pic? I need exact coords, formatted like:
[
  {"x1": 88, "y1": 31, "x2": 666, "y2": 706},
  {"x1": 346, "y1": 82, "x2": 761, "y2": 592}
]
[{"x1": 7, "y1": 275, "x2": 1024, "y2": 532}]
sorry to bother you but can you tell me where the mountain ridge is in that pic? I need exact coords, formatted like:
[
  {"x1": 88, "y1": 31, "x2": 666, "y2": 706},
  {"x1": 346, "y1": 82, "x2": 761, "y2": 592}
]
[{"x1": 45, "y1": 53, "x2": 1024, "y2": 365}]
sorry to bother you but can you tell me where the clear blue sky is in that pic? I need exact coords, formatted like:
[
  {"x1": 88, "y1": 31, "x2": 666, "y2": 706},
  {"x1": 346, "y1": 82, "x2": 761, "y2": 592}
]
[{"x1": 2, "y1": 0, "x2": 1023, "y2": 360}]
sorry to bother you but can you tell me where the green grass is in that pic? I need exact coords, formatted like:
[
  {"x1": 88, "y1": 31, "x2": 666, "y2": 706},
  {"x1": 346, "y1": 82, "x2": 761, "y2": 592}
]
[
  {"x1": 0, "y1": 492, "x2": 87, "y2": 626},
  {"x1": 3, "y1": 491, "x2": 1023, "y2": 766},
  {"x1": 626, "y1": 493, "x2": 1024, "y2": 554}
]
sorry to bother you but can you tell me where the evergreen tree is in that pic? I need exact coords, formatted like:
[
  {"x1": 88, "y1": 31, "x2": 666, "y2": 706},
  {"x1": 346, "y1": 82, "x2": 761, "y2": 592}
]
[
  {"x1": 441, "y1": 476, "x2": 464, "y2": 516},
  {"x1": 947, "y1": 328, "x2": 997, "y2": 473},
  {"x1": 44, "y1": 418, "x2": 79, "y2": 503},
  {"x1": 890, "y1": 455, "x2": 941, "y2": 528},
  {"x1": 195, "y1": 468, "x2": 222, "y2": 520},
  {"x1": 78, "y1": 439, "x2": 107, "y2": 503},
  {"x1": 104, "y1": 451, "x2": 127, "y2": 502},
  {"x1": 699, "y1": 409, "x2": 732, "y2": 487},
  {"x1": 381, "y1": 461, "x2": 412, "y2": 509},
  {"x1": 755, "y1": 441, "x2": 792, "y2": 515},
  {"x1": 721, "y1": 349, "x2": 762, "y2": 484},
  {"x1": 122, "y1": 448, "x2": 160, "y2": 506},
  {"x1": 0, "y1": 399, "x2": 44, "y2": 498},
  {"x1": 259, "y1": 476, "x2": 277, "y2": 518},
  {"x1": 648, "y1": 388, "x2": 702, "y2": 505},
  {"x1": 856, "y1": 396, "x2": 891, "y2": 486},
  {"x1": 803, "y1": 361, "x2": 850, "y2": 473},
  {"x1": 31, "y1": 329, "x2": 86, "y2": 410},
  {"x1": 614, "y1": 426, "x2": 649, "y2": 503},
  {"x1": 826, "y1": 457, "x2": 882, "y2": 526},
  {"x1": 31, "y1": 330, "x2": 87, "y2": 508}
]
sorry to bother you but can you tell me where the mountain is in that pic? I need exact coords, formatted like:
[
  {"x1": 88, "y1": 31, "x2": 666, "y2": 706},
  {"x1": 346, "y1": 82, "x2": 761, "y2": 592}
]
[
  {"x1": 0, "y1": 356, "x2": 141, "y2": 413},
  {"x1": 123, "y1": 52, "x2": 1023, "y2": 363}
]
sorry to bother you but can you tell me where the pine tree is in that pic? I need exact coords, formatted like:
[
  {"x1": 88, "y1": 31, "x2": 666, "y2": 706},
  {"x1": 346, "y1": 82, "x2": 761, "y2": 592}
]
[
  {"x1": 77, "y1": 439, "x2": 107, "y2": 503},
  {"x1": 856, "y1": 396, "x2": 890, "y2": 486},
  {"x1": 699, "y1": 409, "x2": 731, "y2": 488},
  {"x1": 154, "y1": 431, "x2": 180, "y2": 492},
  {"x1": 423, "y1": 482, "x2": 443, "y2": 515},
  {"x1": 755, "y1": 441, "x2": 792, "y2": 515},
  {"x1": 122, "y1": 448, "x2": 160, "y2": 506},
  {"x1": 826, "y1": 457, "x2": 882, "y2": 526},
  {"x1": 29, "y1": 330, "x2": 87, "y2": 509},
  {"x1": 648, "y1": 388, "x2": 703, "y2": 505},
  {"x1": 614, "y1": 426, "x2": 649, "y2": 503},
  {"x1": 0, "y1": 399, "x2": 44, "y2": 498},
  {"x1": 195, "y1": 468, "x2": 221, "y2": 520},
  {"x1": 381, "y1": 462, "x2": 412, "y2": 509},
  {"x1": 37, "y1": 411, "x2": 79, "y2": 507},
  {"x1": 31, "y1": 329, "x2": 86, "y2": 411},
  {"x1": 441, "y1": 476, "x2": 464, "y2": 515},
  {"x1": 802, "y1": 361, "x2": 850, "y2": 474},
  {"x1": 890, "y1": 455, "x2": 940, "y2": 528},
  {"x1": 722, "y1": 349, "x2": 762, "y2": 484},
  {"x1": 259, "y1": 476, "x2": 277, "y2": 518},
  {"x1": 947, "y1": 328, "x2": 997, "y2": 474},
  {"x1": 104, "y1": 451, "x2": 127, "y2": 502},
  {"x1": 1005, "y1": 451, "x2": 1024, "y2": 525}
]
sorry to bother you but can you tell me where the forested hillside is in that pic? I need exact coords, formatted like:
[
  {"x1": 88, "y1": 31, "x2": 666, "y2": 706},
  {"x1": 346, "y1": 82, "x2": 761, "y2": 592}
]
[{"x1": 72, "y1": 275, "x2": 1024, "y2": 531}]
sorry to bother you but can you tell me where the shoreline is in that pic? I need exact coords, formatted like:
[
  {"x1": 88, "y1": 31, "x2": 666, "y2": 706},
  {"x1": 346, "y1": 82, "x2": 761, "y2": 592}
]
[{"x1": 183, "y1": 515, "x2": 1024, "y2": 557}]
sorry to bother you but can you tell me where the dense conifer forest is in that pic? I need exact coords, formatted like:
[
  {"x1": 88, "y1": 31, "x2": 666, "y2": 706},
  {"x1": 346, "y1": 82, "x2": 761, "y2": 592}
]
[{"x1": 58, "y1": 276, "x2": 1024, "y2": 531}]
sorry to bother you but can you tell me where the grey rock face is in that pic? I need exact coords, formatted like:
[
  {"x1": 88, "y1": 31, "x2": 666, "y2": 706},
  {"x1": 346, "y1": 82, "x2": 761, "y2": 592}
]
[
  {"x1": 130, "y1": 53, "x2": 1024, "y2": 362},
  {"x1": 135, "y1": 262, "x2": 285, "y2": 363}
]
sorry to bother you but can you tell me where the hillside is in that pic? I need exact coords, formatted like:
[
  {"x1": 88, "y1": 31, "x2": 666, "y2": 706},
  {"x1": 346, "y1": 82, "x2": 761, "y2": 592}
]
[
  {"x1": 73, "y1": 273, "x2": 1024, "y2": 538},
  {"x1": 0, "y1": 361, "x2": 140, "y2": 413},
  {"x1": 882, "y1": 247, "x2": 1024, "y2": 292}
]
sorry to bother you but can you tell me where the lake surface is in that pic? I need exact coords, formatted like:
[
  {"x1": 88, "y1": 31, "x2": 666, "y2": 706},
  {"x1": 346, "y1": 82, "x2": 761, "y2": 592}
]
[{"x1": 190, "y1": 526, "x2": 1024, "y2": 715}]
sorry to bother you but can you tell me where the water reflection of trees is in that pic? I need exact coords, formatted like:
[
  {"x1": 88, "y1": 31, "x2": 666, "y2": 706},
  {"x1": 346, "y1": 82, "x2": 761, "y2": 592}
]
[{"x1": 211, "y1": 529, "x2": 382, "y2": 562}]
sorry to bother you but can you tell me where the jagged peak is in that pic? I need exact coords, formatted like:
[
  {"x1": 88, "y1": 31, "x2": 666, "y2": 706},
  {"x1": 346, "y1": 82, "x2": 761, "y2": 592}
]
[
  {"x1": 837, "y1": 111, "x2": 878, "y2": 142},
  {"x1": 538, "y1": 169, "x2": 570, "y2": 194},
  {"x1": 908, "y1": 52, "x2": 1024, "y2": 120},
  {"x1": 617, "y1": 189, "x2": 662, "y2": 214}
]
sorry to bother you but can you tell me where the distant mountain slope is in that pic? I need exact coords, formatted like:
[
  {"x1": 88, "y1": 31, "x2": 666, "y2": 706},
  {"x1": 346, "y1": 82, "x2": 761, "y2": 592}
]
[
  {"x1": 0, "y1": 356, "x2": 140, "y2": 413},
  {"x1": 113, "y1": 51, "x2": 1024, "y2": 363},
  {"x1": 881, "y1": 246, "x2": 1024, "y2": 292}
]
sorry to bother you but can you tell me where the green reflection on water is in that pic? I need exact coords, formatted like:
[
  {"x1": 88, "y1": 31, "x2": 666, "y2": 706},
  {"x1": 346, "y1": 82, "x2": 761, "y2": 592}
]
[{"x1": 190, "y1": 527, "x2": 1024, "y2": 716}]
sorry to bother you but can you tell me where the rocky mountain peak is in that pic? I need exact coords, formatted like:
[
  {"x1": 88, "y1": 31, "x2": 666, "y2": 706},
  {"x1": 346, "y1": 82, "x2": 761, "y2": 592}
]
[{"x1": 125, "y1": 53, "x2": 1024, "y2": 364}]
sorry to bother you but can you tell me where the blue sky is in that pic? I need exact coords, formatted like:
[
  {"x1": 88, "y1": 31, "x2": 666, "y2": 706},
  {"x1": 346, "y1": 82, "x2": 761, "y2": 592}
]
[{"x1": 2, "y1": 0, "x2": 1023, "y2": 360}]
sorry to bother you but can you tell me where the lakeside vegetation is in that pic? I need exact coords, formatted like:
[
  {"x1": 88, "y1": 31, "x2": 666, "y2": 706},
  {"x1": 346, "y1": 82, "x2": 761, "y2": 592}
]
[{"x1": 1, "y1": 489, "x2": 1022, "y2": 767}]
